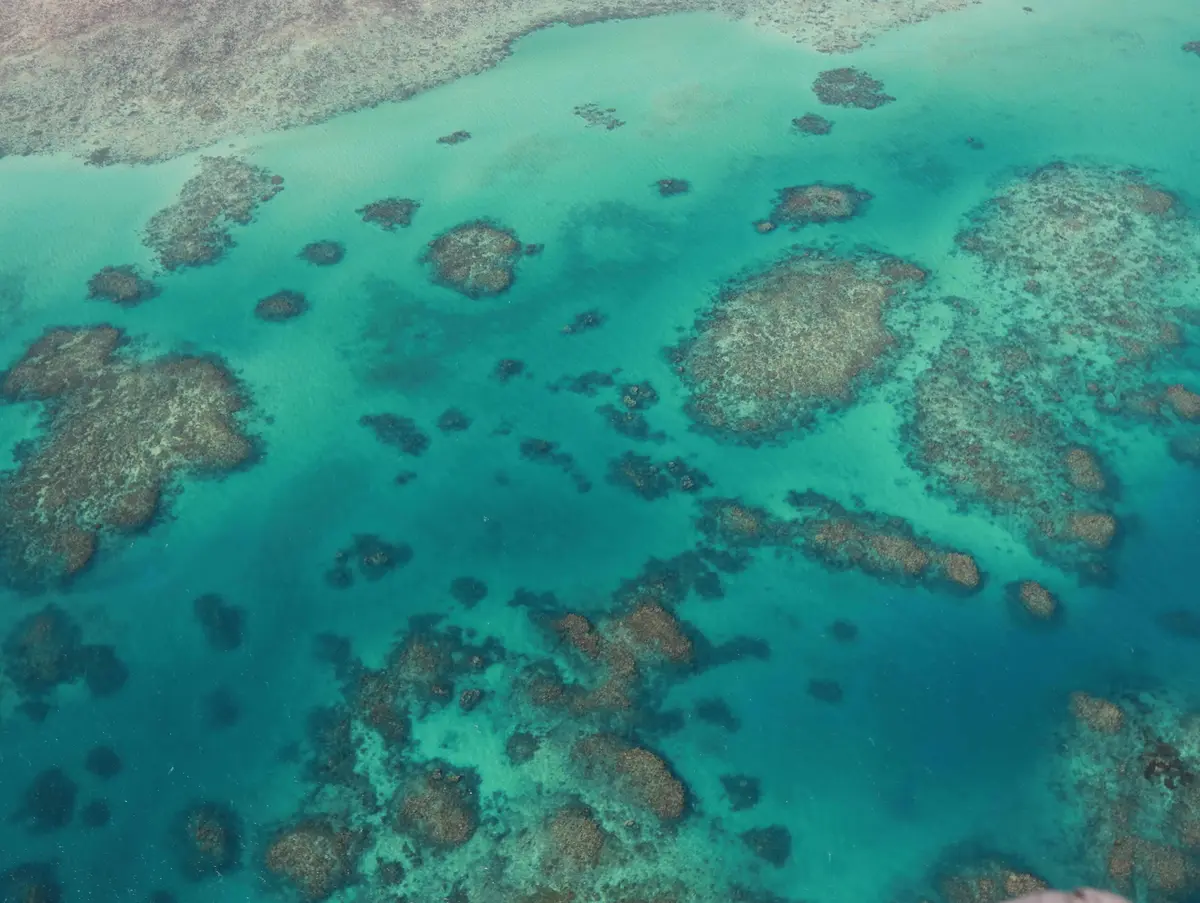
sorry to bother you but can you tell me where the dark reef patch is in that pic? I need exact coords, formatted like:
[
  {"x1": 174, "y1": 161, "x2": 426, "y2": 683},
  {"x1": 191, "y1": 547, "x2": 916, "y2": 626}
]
[
  {"x1": 254, "y1": 289, "x2": 309, "y2": 322},
  {"x1": 436, "y1": 408, "x2": 472, "y2": 432},
  {"x1": 87, "y1": 265, "x2": 160, "y2": 306},
  {"x1": 793, "y1": 113, "x2": 833, "y2": 135},
  {"x1": 85, "y1": 745, "x2": 122, "y2": 779},
  {"x1": 561, "y1": 310, "x2": 606, "y2": 336},
  {"x1": 192, "y1": 593, "x2": 245, "y2": 651},
  {"x1": 606, "y1": 452, "x2": 710, "y2": 500},
  {"x1": 696, "y1": 697, "x2": 741, "y2": 732},
  {"x1": 721, "y1": 774, "x2": 762, "y2": 811},
  {"x1": 360, "y1": 413, "x2": 430, "y2": 456},
  {"x1": 13, "y1": 767, "x2": 77, "y2": 833},
  {"x1": 450, "y1": 576, "x2": 488, "y2": 608},
  {"x1": 299, "y1": 241, "x2": 345, "y2": 266},
  {"x1": 80, "y1": 798, "x2": 112, "y2": 828},
  {"x1": 520, "y1": 438, "x2": 591, "y2": 493},
  {"x1": 357, "y1": 197, "x2": 420, "y2": 231},
  {"x1": 813, "y1": 68, "x2": 895, "y2": 109},
  {"x1": 656, "y1": 178, "x2": 691, "y2": 197},
  {"x1": 741, "y1": 825, "x2": 792, "y2": 867},
  {"x1": 808, "y1": 678, "x2": 844, "y2": 704},
  {"x1": 548, "y1": 370, "x2": 616, "y2": 396},
  {"x1": 573, "y1": 103, "x2": 624, "y2": 129},
  {"x1": 494, "y1": 358, "x2": 527, "y2": 382},
  {"x1": 325, "y1": 534, "x2": 413, "y2": 588},
  {"x1": 437, "y1": 130, "x2": 472, "y2": 145}
]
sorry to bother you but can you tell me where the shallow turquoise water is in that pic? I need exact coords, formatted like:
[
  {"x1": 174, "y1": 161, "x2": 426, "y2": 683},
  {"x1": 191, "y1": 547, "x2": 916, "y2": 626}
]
[{"x1": 1, "y1": 1, "x2": 1200, "y2": 901}]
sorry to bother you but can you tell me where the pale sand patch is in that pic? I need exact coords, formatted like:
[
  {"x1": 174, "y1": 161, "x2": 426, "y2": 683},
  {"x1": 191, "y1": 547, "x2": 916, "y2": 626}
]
[{"x1": 0, "y1": 0, "x2": 973, "y2": 163}]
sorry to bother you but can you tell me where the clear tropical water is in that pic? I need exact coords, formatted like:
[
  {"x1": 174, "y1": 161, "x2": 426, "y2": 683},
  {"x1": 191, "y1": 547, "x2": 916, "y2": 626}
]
[{"x1": 2, "y1": 1, "x2": 1200, "y2": 902}]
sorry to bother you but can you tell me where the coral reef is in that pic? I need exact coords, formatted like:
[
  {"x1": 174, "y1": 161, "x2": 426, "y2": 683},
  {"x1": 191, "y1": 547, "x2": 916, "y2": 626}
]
[
  {"x1": 437, "y1": 130, "x2": 472, "y2": 145},
  {"x1": 495, "y1": 358, "x2": 527, "y2": 382},
  {"x1": 787, "y1": 490, "x2": 983, "y2": 592},
  {"x1": 670, "y1": 250, "x2": 925, "y2": 441},
  {"x1": 424, "y1": 220, "x2": 524, "y2": 298},
  {"x1": 0, "y1": 327, "x2": 254, "y2": 587},
  {"x1": 173, "y1": 802, "x2": 243, "y2": 881},
  {"x1": 574, "y1": 103, "x2": 624, "y2": 129},
  {"x1": 0, "y1": 0, "x2": 971, "y2": 162},
  {"x1": 357, "y1": 198, "x2": 420, "y2": 231},
  {"x1": 192, "y1": 594, "x2": 245, "y2": 651},
  {"x1": 813, "y1": 68, "x2": 895, "y2": 108},
  {"x1": 144, "y1": 157, "x2": 283, "y2": 270},
  {"x1": 84, "y1": 745, "x2": 122, "y2": 779},
  {"x1": 696, "y1": 697, "x2": 741, "y2": 731},
  {"x1": 436, "y1": 408, "x2": 472, "y2": 432},
  {"x1": 360, "y1": 413, "x2": 430, "y2": 456},
  {"x1": 792, "y1": 113, "x2": 833, "y2": 135},
  {"x1": 299, "y1": 241, "x2": 345, "y2": 266},
  {"x1": 80, "y1": 799, "x2": 111, "y2": 828},
  {"x1": 656, "y1": 178, "x2": 691, "y2": 197},
  {"x1": 574, "y1": 734, "x2": 688, "y2": 820},
  {"x1": 12, "y1": 768, "x2": 77, "y2": 833},
  {"x1": 449, "y1": 576, "x2": 488, "y2": 608},
  {"x1": 545, "y1": 804, "x2": 608, "y2": 871},
  {"x1": 1070, "y1": 692, "x2": 1124, "y2": 734},
  {"x1": 520, "y1": 438, "x2": 592, "y2": 493},
  {"x1": 3, "y1": 604, "x2": 129, "y2": 713},
  {"x1": 764, "y1": 183, "x2": 872, "y2": 229},
  {"x1": 264, "y1": 817, "x2": 364, "y2": 901},
  {"x1": 86, "y1": 265, "x2": 160, "y2": 307},
  {"x1": 1008, "y1": 579, "x2": 1061, "y2": 624},
  {"x1": 1050, "y1": 690, "x2": 1200, "y2": 900},
  {"x1": 507, "y1": 731, "x2": 541, "y2": 764},
  {"x1": 606, "y1": 452, "x2": 711, "y2": 500},
  {"x1": 935, "y1": 859, "x2": 1049, "y2": 903},
  {"x1": 808, "y1": 678, "x2": 844, "y2": 703},
  {"x1": 254, "y1": 289, "x2": 310, "y2": 322},
  {"x1": 0, "y1": 861, "x2": 62, "y2": 903},
  {"x1": 741, "y1": 825, "x2": 792, "y2": 867},
  {"x1": 561, "y1": 310, "x2": 607, "y2": 335},
  {"x1": 830, "y1": 619, "x2": 858, "y2": 642},
  {"x1": 396, "y1": 765, "x2": 480, "y2": 848},
  {"x1": 721, "y1": 774, "x2": 762, "y2": 811},
  {"x1": 325, "y1": 534, "x2": 414, "y2": 587}
]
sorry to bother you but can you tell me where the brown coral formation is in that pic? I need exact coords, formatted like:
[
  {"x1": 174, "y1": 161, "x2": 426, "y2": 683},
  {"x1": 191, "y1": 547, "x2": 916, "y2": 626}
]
[
  {"x1": 264, "y1": 817, "x2": 364, "y2": 901},
  {"x1": 424, "y1": 220, "x2": 524, "y2": 298},
  {"x1": 765, "y1": 183, "x2": 872, "y2": 229},
  {"x1": 670, "y1": 250, "x2": 925, "y2": 441},
  {"x1": 86, "y1": 265, "x2": 159, "y2": 306},
  {"x1": 1065, "y1": 448, "x2": 1107, "y2": 492},
  {"x1": 937, "y1": 861, "x2": 1048, "y2": 903},
  {"x1": 0, "y1": 326, "x2": 254, "y2": 587},
  {"x1": 787, "y1": 490, "x2": 983, "y2": 593},
  {"x1": 1013, "y1": 580, "x2": 1059, "y2": 621},
  {"x1": 143, "y1": 157, "x2": 283, "y2": 270},
  {"x1": 396, "y1": 766, "x2": 479, "y2": 848},
  {"x1": 1166, "y1": 385, "x2": 1200, "y2": 421},
  {"x1": 1071, "y1": 692, "x2": 1124, "y2": 733},
  {"x1": 174, "y1": 802, "x2": 243, "y2": 881},
  {"x1": 574, "y1": 734, "x2": 687, "y2": 821},
  {"x1": 545, "y1": 804, "x2": 608, "y2": 870}
]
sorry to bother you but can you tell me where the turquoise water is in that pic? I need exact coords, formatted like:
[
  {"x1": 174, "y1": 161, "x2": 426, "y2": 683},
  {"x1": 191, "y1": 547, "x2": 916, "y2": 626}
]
[{"x1": 2, "y1": 1, "x2": 1200, "y2": 901}]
